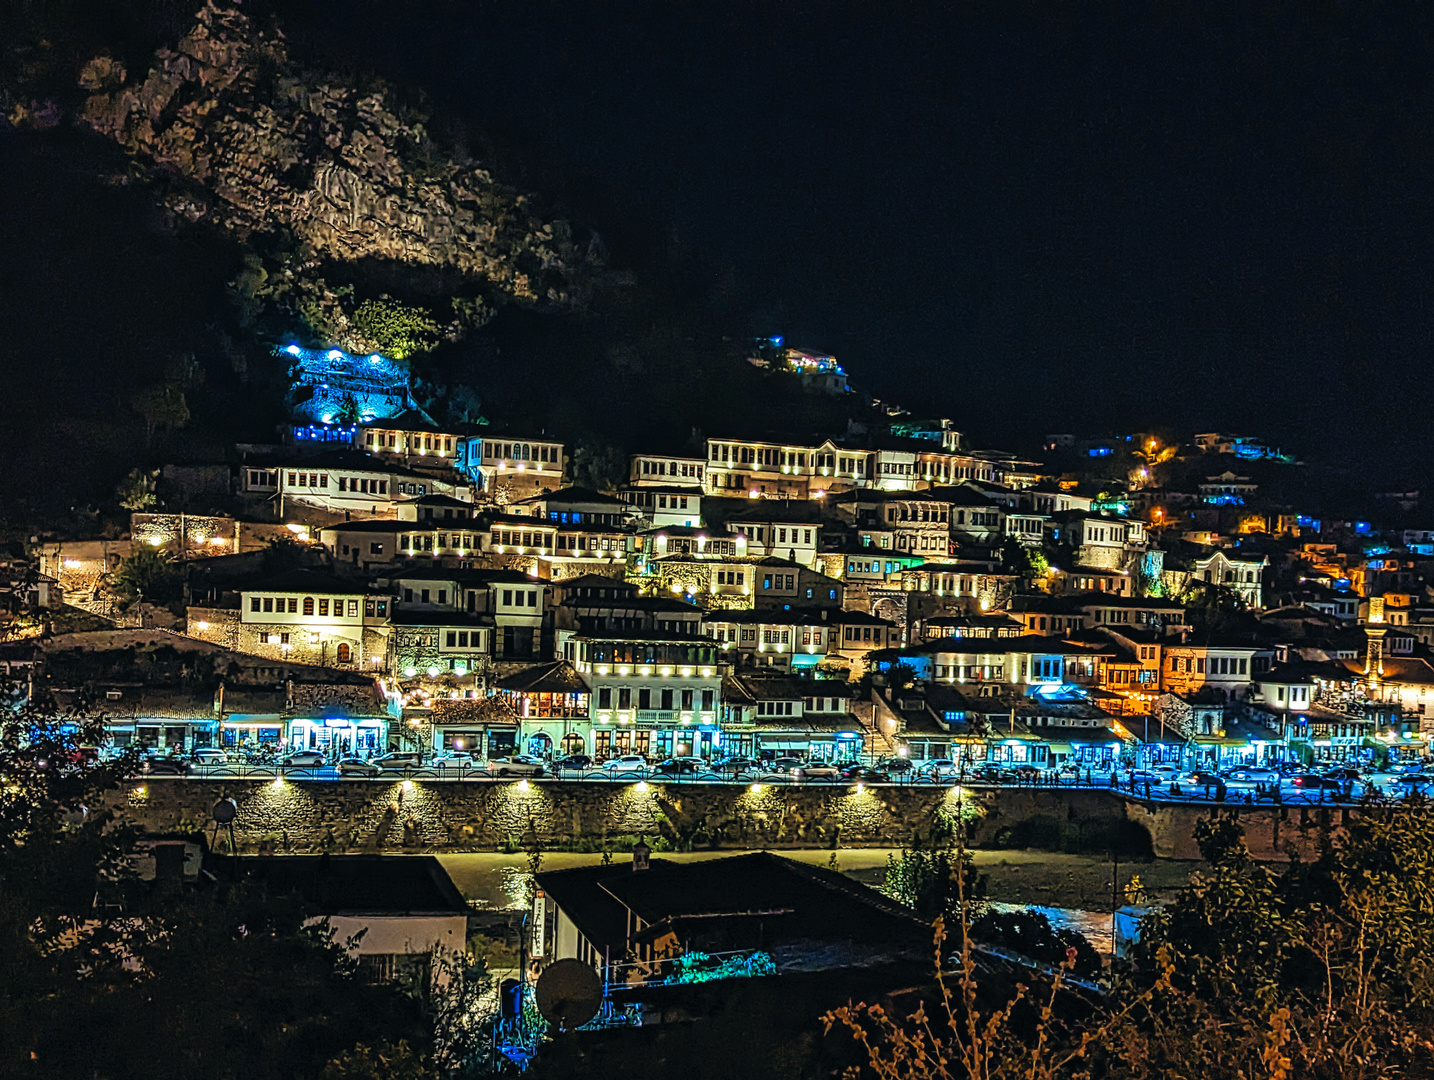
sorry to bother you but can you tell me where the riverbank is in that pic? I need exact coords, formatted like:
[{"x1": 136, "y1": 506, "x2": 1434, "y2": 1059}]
[{"x1": 436, "y1": 848, "x2": 1204, "y2": 913}]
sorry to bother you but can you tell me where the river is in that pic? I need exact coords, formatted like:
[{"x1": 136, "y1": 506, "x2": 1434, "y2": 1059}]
[{"x1": 437, "y1": 848, "x2": 1132, "y2": 953}]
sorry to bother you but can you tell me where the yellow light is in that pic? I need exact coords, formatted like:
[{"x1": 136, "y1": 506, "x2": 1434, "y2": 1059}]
[
  {"x1": 209, "y1": 536, "x2": 227, "y2": 546},
  {"x1": 401, "y1": 779, "x2": 414, "y2": 791},
  {"x1": 197, "y1": 621, "x2": 209, "y2": 631},
  {"x1": 515, "y1": 779, "x2": 531, "y2": 793},
  {"x1": 63, "y1": 559, "x2": 81, "y2": 569},
  {"x1": 135, "y1": 785, "x2": 147, "y2": 796},
  {"x1": 635, "y1": 781, "x2": 649, "y2": 793},
  {"x1": 272, "y1": 776, "x2": 284, "y2": 788},
  {"x1": 285, "y1": 522, "x2": 307, "y2": 534},
  {"x1": 855, "y1": 782, "x2": 865, "y2": 793},
  {"x1": 749, "y1": 783, "x2": 762, "y2": 793},
  {"x1": 147, "y1": 536, "x2": 164, "y2": 547}
]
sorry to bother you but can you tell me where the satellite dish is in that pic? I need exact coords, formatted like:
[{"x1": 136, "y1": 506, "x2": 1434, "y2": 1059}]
[
  {"x1": 212, "y1": 797, "x2": 238, "y2": 824},
  {"x1": 534, "y1": 958, "x2": 603, "y2": 1032}
]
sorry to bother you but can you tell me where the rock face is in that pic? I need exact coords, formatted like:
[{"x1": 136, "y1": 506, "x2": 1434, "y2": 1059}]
[{"x1": 78, "y1": 1, "x2": 596, "y2": 346}]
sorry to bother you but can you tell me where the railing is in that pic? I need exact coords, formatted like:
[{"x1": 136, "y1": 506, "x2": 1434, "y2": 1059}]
[{"x1": 124, "y1": 762, "x2": 1430, "y2": 804}]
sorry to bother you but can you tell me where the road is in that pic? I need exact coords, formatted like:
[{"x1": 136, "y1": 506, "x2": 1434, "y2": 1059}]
[{"x1": 128, "y1": 762, "x2": 1430, "y2": 804}]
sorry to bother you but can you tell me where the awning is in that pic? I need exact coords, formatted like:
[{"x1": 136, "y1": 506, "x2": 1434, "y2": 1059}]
[
  {"x1": 760, "y1": 739, "x2": 810, "y2": 750},
  {"x1": 1046, "y1": 741, "x2": 1073, "y2": 754},
  {"x1": 1192, "y1": 736, "x2": 1248, "y2": 747}
]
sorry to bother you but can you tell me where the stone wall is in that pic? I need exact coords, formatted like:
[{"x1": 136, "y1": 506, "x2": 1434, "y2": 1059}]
[{"x1": 107, "y1": 779, "x2": 1365, "y2": 862}]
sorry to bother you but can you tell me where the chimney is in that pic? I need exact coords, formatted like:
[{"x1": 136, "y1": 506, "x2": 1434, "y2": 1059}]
[{"x1": 632, "y1": 838, "x2": 651, "y2": 872}]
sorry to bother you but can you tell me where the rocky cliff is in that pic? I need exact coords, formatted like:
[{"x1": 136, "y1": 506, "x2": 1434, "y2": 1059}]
[{"x1": 75, "y1": 1, "x2": 599, "y2": 352}]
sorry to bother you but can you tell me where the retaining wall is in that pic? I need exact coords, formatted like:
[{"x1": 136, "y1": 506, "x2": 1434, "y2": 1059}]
[{"x1": 105, "y1": 779, "x2": 1358, "y2": 861}]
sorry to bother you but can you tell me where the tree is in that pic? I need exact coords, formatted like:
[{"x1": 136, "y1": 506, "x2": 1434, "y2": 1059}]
[
  {"x1": 352, "y1": 296, "x2": 442, "y2": 359},
  {"x1": 115, "y1": 467, "x2": 161, "y2": 511},
  {"x1": 110, "y1": 545, "x2": 181, "y2": 605},
  {"x1": 0, "y1": 690, "x2": 434, "y2": 1080},
  {"x1": 129, "y1": 381, "x2": 190, "y2": 446}
]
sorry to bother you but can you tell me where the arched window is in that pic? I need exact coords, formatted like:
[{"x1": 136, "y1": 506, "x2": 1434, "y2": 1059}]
[
  {"x1": 336, "y1": 643, "x2": 352, "y2": 664},
  {"x1": 302, "y1": 596, "x2": 314, "y2": 615}
]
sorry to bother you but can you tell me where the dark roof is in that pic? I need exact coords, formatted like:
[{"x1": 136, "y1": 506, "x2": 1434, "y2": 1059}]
[
  {"x1": 360, "y1": 410, "x2": 447, "y2": 434},
  {"x1": 388, "y1": 609, "x2": 495, "y2": 629},
  {"x1": 552, "y1": 573, "x2": 638, "y2": 592},
  {"x1": 217, "y1": 854, "x2": 470, "y2": 915},
  {"x1": 495, "y1": 660, "x2": 589, "y2": 695},
  {"x1": 514, "y1": 486, "x2": 629, "y2": 508},
  {"x1": 400, "y1": 493, "x2": 476, "y2": 508},
  {"x1": 893, "y1": 634, "x2": 1113, "y2": 657},
  {"x1": 242, "y1": 569, "x2": 374, "y2": 596},
  {"x1": 379, "y1": 567, "x2": 538, "y2": 585},
  {"x1": 703, "y1": 608, "x2": 843, "y2": 626},
  {"x1": 535, "y1": 853, "x2": 931, "y2": 961},
  {"x1": 922, "y1": 484, "x2": 1000, "y2": 507},
  {"x1": 723, "y1": 674, "x2": 858, "y2": 702}
]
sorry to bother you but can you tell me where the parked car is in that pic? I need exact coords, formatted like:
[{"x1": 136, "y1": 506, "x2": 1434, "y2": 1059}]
[
  {"x1": 372, "y1": 752, "x2": 425, "y2": 772},
  {"x1": 1223, "y1": 765, "x2": 1280, "y2": 783},
  {"x1": 1389, "y1": 773, "x2": 1434, "y2": 793},
  {"x1": 839, "y1": 765, "x2": 890, "y2": 783},
  {"x1": 1289, "y1": 773, "x2": 1342, "y2": 791},
  {"x1": 600, "y1": 754, "x2": 650, "y2": 776},
  {"x1": 969, "y1": 763, "x2": 1016, "y2": 783},
  {"x1": 432, "y1": 752, "x2": 475, "y2": 772},
  {"x1": 553, "y1": 754, "x2": 593, "y2": 772},
  {"x1": 486, "y1": 755, "x2": 545, "y2": 778},
  {"x1": 653, "y1": 758, "x2": 702, "y2": 777},
  {"x1": 282, "y1": 750, "x2": 326, "y2": 768},
  {"x1": 1322, "y1": 766, "x2": 1364, "y2": 782},
  {"x1": 336, "y1": 756, "x2": 380, "y2": 778},
  {"x1": 712, "y1": 756, "x2": 759, "y2": 775},
  {"x1": 142, "y1": 758, "x2": 193, "y2": 776},
  {"x1": 794, "y1": 761, "x2": 842, "y2": 780},
  {"x1": 920, "y1": 758, "x2": 961, "y2": 781},
  {"x1": 880, "y1": 757, "x2": 916, "y2": 775},
  {"x1": 192, "y1": 748, "x2": 228, "y2": 767}
]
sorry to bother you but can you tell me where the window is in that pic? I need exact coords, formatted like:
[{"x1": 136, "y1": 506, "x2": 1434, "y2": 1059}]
[
  {"x1": 250, "y1": 597, "x2": 261, "y2": 612},
  {"x1": 503, "y1": 590, "x2": 513, "y2": 606},
  {"x1": 280, "y1": 633, "x2": 290, "y2": 645},
  {"x1": 336, "y1": 643, "x2": 351, "y2": 663},
  {"x1": 303, "y1": 597, "x2": 315, "y2": 615},
  {"x1": 370, "y1": 542, "x2": 383, "y2": 555},
  {"x1": 638, "y1": 689, "x2": 651, "y2": 710},
  {"x1": 263, "y1": 598, "x2": 274, "y2": 612},
  {"x1": 288, "y1": 598, "x2": 298, "y2": 613},
  {"x1": 599, "y1": 688, "x2": 612, "y2": 709},
  {"x1": 527, "y1": 591, "x2": 538, "y2": 608},
  {"x1": 618, "y1": 689, "x2": 632, "y2": 710}
]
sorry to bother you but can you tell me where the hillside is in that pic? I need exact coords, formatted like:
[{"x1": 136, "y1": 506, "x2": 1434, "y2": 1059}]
[{"x1": 0, "y1": 0, "x2": 863, "y2": 533}]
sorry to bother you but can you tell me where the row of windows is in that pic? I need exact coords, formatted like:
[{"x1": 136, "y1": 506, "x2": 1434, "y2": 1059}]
[
  {"x1": 367, "y1": 432, "x2": 452, "y2": 454},
  {"x1": 741, "y1": 526, "x2": 815, "y2": 545},
  {"x1": 444, "y1": 631, "x2": 483, "y2": 649},
  {"x1": 250, "y1": 596, "x2": 358, "y2": 617},
  {"x1": 486, "y1": 442, "x2": 560, "y2": 463},
  {"x1": 337, "y1": 476, "x2": 389, "y2": 494},
  {"x1": 596, "y1": 687, "x2": 716, "y2": 711},
  {"x1": 501, "y1": 590, "x2": 540, "y2": 608},
  {"x1": 638, "y1": 460, "x2": 703, "y2": 479},
  {"x1": 715, "y1": 570, "x2": 746, "y2": 585},
  {"x1": 1170, "y1": 655, "x2": 1250, "y2": 675},
  {"x1": 886, "y1": 506, "x2": 950, "y2": 523},
  {"x1": 935, "y1": 664, "x2": 1005, "y2": 679}
]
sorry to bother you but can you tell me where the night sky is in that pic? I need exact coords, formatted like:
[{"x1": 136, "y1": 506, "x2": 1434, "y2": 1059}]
[{"x1": 283, "y1": 3, "x2": 1433, "y2": 474}]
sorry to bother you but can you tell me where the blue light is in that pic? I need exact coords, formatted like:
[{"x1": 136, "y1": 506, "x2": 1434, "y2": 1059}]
[
  {"x1": 771, "y1": 336, "x2": 784, "y2": 346},
  {"x1": 321, "y1": 414, "x2": 333, "y2": 423},
  {"x1": 285, "y1": 344, "x2": 302, "y2": 356},
  {"x1": 369, "y1": 355, "x2": 382, "y2": 363},
  {"x1": 327, "y1": 349, "x2": 343, "y2": 360}
]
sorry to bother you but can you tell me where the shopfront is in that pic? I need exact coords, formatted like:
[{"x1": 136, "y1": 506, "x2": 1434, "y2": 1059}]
[
  {"x1": 286, "y1": 716, "x2": 386, "y2": 756},
  {"x1": 220, "y1": 715, "x2": 285, "y2": 750}
]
